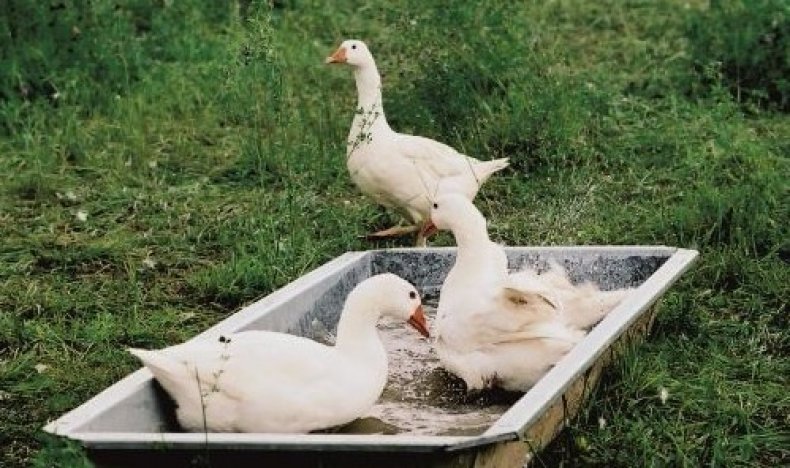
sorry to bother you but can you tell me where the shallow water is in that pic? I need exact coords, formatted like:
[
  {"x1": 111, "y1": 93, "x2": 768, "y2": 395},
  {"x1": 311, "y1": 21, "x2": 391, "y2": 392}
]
[{"x1": 310, "y1": 301, "x2": 522, "y2": 436}]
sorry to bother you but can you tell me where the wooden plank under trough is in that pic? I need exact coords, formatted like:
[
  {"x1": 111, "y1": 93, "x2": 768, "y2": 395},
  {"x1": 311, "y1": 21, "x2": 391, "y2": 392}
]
[{"x1": 471, "y1": 305, "x2": 660, "y2": 467}]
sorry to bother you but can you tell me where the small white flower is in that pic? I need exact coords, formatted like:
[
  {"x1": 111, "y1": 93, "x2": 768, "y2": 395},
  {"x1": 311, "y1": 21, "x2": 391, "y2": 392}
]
[
  {"x1": 65, "y1": 190, "x2": 77, "y2": 201},
  {"x1": 598, "y1": 417, "x2": 606, "y2": 429},
  {"x1": 410, "y1": 19, "x2": 417, "y2": 26},
  {"x1": 0, "y1": 390, "x2": 10, "y2": 401},
  {"x1": 75, "y1": 210, "x2": 88, "y2": 222},
  {"x1": 659, "y1": 387, "x2": 669, "y2": 404},
  {"x1": 343, "y1": 200, "x2": 351, "y2": 205},
  {"x1": 148, "y1": 160, "x2": 158, "y2": 169},
  {"x1": 142, "y1": 257, "x2": 156, "y2": 269},
  {"x1": 35, "y1": 363, "x2": 49, "y2": 374},
  {"x1": 124, "y1": 158, "x2": 132, "y2": 167}
]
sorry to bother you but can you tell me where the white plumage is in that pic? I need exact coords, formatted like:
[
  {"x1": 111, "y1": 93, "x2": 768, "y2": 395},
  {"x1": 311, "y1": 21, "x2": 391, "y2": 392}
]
[
  {"x1": 129, "y1": 274, "x2": 429, "y2": 433},
  {"x1": 429, "y1": 194, "x2": 631, "y2": 391},
  {"x1": 326, "y1": 40, "x2": 509, "y2": 246}
]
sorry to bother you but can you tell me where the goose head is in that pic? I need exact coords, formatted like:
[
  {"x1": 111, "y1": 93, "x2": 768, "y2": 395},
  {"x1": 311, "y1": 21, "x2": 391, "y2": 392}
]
[
  {"x1": 325, "y1": 40, "x2": 375, "y2": 68},
  {"x1": 348, "y1": 273, "x2": 429, "y2": 337},
  {"x1": 422, "y1": 193, "x2": 487, "y2": 239}
]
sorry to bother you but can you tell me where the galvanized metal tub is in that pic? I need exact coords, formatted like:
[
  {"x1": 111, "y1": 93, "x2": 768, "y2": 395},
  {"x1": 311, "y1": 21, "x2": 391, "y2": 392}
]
[{"x1": 44, "y1": 246, "x2": 698, "y2": 467}]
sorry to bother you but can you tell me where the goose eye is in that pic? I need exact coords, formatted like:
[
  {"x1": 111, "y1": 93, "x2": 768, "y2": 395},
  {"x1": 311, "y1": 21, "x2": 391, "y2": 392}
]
[
  {"x1": 432, "y1": 203, "x2": 438, "y2": 209},
  {"x1": 409, "y1": 291, "x2": 417, "y2": 299},
  {"x1": 351, "y1": 44, "x2": 357, "y2": 50}
]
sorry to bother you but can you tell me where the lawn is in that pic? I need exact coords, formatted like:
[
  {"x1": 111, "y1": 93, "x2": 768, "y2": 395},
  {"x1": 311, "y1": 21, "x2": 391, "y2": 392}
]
[{"x1": 1, "y1": 0, "x2": 787, "y2": 466}]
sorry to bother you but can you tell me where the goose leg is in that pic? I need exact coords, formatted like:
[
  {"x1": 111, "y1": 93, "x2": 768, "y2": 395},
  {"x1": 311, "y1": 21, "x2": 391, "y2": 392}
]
[
  {"x1": 415, "y1": 220, "x2": 438, "y2": 248},
  {"x1": 365, "y1": 224, "x2": 419, "y2": 239},
  {"x1": 415, "y1": 232, "x2": 427, "y2": 248}
]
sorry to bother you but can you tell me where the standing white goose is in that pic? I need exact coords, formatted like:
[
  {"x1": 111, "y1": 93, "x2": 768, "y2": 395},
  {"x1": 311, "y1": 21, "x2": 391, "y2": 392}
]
[
  {"x1": 325, "y1": 39, "x2": 509, "y2": 247},
  {"x1": 427, "y1": 194, "x2": 630, "y2": 391},
  {"x1": 129, "y1": 274, "x2": 429, "y2": 433}
]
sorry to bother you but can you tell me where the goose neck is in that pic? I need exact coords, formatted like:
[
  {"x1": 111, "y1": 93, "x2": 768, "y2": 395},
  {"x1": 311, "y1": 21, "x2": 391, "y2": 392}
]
[
  {"x1": 334, "y1": 292, "x2": 385, "y2": 357},
  {"x1": 354, "y1": 65, "x2": 387, "y2": 120},
  {"x1": 453, "y1": 222, "x2": 491, "y2": 250},
  {"x1": 450, "y1": 222, "x2": 493, "y2": 267}
]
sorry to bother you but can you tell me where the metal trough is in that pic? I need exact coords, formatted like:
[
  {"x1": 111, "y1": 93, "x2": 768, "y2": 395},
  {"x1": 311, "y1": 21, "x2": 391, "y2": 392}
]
[{"x1": 45, "y1": 246, "x2": 698, "y2": 467}]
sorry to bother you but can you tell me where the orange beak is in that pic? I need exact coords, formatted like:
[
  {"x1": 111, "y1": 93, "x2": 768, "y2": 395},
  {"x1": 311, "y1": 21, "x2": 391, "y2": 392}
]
[
  {"x1": 325, "y1": 47, "x2": 347, "y2": 64},
  {"x1": 407, "y1": 305, "x2": 430, "y2": 338},
  {"x1": 420, "y1": 219, "x2": 438, "y2": 238}
]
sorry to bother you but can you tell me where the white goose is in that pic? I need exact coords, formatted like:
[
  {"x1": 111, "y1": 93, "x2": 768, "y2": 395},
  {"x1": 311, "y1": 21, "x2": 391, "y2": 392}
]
[
  {"x1": 428, "y1": 194, "x2": 630, "y2": 392},
  {"x1": 326, "y1": 40, "x2": 509, "y2": 246},
  {"x1": 129, "y1": 274, "x2": 429, "y2": 433}
]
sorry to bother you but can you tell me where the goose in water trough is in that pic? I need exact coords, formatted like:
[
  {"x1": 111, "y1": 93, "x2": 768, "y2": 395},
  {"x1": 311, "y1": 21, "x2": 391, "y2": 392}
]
[
  {"x1": 129, "y1": 274, "x2": 429, "y2": 433},
  {"x1": 426, "y1": 194, "x2": 631, "y2": 391}
]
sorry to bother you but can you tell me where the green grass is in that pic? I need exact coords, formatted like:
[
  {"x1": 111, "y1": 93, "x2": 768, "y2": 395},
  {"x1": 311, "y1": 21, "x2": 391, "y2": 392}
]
[{"x1": 1, "y1": 0, "x2": 787, "y2": 466}]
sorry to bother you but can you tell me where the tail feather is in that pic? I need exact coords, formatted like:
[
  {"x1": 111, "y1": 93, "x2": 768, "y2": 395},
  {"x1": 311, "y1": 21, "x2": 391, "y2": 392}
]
[
  {"x1": 473, "y1": 158, "x2": 509, "y2": 183},
  {"x1": 597, "y1": 288, "x2": 632, "y2": 311},
  {"x1": 563, "y1": 287, "x2": 633, "y2": 330},
  {"x1": 128, "y1": 348, "x2": 194, "y2": 398}
]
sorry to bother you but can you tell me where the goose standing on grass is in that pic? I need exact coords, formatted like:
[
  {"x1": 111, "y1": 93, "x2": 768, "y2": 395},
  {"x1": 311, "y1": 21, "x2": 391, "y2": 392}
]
[
  {"x1": 129, "y1": 274, "x2": 429, "y2": 433},
  {"x1": 426, "y1": 194, "x2": 630, "y2": 392},
  {"x1": 325, "y1": 40, "x2": 509, "y2": 247}
]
